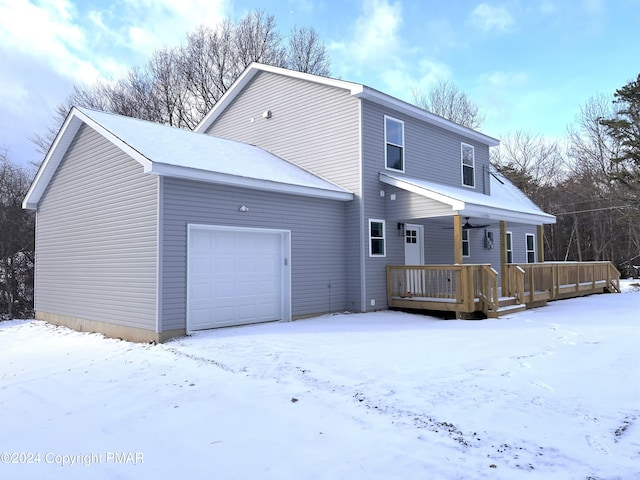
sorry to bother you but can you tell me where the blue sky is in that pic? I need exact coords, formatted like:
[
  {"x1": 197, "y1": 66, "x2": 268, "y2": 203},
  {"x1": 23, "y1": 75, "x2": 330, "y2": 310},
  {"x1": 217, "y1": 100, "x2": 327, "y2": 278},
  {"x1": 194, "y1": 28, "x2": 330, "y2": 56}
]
[{"x1": 1, "y1": 0, "x2": 638, "y2": 167}]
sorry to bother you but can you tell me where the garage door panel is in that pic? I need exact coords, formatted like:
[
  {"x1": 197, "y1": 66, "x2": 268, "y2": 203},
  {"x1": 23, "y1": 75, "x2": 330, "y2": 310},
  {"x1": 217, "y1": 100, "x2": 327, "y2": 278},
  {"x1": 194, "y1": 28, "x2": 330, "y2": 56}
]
[
  {"x1": 188, "y1": 227, "x2": 285, "y2": 331},
  {"x1": 190, "y1": 308, "x2": 214, "y2": 330},
  {"x1": 214, "y1": 258, "x2": 234, "y2": 272},
  {"x1": 191, "y1": 231, "x2": 214, "y2": 251},
  {"x1": 191, "y1": 284, "x2": 213, "y2": 300}
]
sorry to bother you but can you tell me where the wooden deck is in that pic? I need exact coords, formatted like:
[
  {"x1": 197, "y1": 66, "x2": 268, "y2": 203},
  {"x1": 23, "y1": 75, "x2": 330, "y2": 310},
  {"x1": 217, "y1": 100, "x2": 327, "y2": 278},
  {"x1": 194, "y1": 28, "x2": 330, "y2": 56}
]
[{"x1": 387, "y1": 261, "x2": 620, "y2": 319}]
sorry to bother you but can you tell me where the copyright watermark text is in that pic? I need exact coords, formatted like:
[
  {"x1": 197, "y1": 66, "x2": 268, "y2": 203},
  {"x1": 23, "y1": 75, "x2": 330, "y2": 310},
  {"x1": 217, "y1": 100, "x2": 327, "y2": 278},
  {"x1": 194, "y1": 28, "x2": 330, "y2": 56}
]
[{"x1": 1, "y1": 451, "x2": 144, "y2": 466}]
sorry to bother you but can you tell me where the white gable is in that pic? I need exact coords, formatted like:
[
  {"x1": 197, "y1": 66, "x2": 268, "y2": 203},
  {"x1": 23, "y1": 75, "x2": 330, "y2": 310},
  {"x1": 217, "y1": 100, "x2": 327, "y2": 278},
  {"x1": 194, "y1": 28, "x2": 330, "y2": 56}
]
[
  {"x1": 23, "y1": 108, "x2": 353, "y2": 209},
  {"x1": 379, "y1": 172, "x2": 556, "y2": 225}
]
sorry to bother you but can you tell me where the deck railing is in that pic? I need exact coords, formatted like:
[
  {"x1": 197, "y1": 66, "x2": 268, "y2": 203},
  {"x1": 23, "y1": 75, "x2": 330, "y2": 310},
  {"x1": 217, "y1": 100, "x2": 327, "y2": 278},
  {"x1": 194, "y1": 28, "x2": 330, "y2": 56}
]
[
  {"x1": 504, "y1": 261, "x2": 620, "y2": 303},
  {"x1": 386, "y1": 264, "x2": 499, "y2": 316},
  {"x1": 388, "y1": 261, "x2": 620, "y2": 318}
]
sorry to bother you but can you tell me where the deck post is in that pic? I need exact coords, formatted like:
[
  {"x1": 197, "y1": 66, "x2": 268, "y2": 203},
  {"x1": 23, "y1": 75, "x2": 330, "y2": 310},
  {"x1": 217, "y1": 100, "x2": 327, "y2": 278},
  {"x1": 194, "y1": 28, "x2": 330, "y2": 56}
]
[
  {"x1": 453, "y1": 215, "x2": 463, "y2": 264},
  {"x1": 536, "y1": 225, "x2": 545, "y2": 262},
  {"x1": 500, "y1": 221, "x2": 508, "y2": 294}
]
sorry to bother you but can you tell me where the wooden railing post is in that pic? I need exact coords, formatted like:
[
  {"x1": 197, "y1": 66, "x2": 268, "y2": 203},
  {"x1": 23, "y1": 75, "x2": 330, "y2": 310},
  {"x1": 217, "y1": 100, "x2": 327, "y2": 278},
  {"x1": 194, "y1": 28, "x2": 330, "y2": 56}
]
[
  {"x1": 464, "y1": 266, "x2": 474, "y2": 312},
  {"x1": 536, "y1": 225, "x2": 545, "y2": 263},
  {"x1": 500, "y1": 221, "x2": 508, "y2": 294},
  {"x1": 454, "y1": 215, "x2": 463, "y2": 265}
]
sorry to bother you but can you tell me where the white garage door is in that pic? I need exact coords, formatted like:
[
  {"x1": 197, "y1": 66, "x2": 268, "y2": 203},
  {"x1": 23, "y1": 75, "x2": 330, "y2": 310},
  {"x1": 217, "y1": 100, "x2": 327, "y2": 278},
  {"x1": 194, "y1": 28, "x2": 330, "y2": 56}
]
[{"x1": 188, "y1": 226, "x2": 289, "y2": 331}]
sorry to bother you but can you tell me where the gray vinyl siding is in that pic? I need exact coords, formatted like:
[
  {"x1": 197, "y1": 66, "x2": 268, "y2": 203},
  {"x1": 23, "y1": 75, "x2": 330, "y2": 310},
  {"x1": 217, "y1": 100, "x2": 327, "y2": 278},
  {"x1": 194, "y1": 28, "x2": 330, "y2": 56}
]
[
  {"x1": 205, "y1": 71, "x2": 361, "y2": 193},
  {"x1": 361, "y1": 99, "x2": 496, "y2": 308},
  {"x1": 423, "y1": 223, "x2": 456, "y2": 265},
  {"x1": 509, "y1": 224, "x2": 538, "y2": 264},
  {"x1": 385, "y1": 186, "x2": 453, "y2": 220},
  {"x1": 35, "y1": 125, "x2": 158, "y2": 330},
  {"x1": 364, "y1": 101, "x2": 492, "y2": 193},
  {"x1": 161, "y1": 178, "x2": 348, "y2": 331},
  {"x1": 205, "y1": 70, "x2": 364, "y2": 311},
  {"x1": 361, "y1": 100, "x2": 390, "y2": 309}
]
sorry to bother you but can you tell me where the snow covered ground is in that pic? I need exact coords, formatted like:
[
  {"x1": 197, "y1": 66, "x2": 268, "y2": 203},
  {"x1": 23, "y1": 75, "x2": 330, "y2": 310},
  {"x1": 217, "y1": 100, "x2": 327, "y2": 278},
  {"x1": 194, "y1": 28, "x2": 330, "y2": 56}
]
[{"x1": 1, "y1": 282, "x2": 639, "y2": 480}]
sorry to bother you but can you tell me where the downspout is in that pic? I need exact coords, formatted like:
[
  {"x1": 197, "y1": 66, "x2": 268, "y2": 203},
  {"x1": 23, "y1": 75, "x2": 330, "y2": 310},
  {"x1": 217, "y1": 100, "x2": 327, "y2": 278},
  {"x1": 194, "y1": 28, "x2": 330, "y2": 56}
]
[
  {"x1": 358, "y1": 99, "x2": 366, "y2": 312},
  {"x1": 156, "y1": 176, "x2": 163, "y2": 336}
]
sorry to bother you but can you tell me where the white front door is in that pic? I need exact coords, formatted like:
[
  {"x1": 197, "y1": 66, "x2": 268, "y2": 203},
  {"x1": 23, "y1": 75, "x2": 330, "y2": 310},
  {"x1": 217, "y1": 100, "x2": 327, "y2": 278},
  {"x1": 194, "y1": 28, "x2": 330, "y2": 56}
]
[{"x1": 404, "y1": 224, "x2": 424, "y2": 265}]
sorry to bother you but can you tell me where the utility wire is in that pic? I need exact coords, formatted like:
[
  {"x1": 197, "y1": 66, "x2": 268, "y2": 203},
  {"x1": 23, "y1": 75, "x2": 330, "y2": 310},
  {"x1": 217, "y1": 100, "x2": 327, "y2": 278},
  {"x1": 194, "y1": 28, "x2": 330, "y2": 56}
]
[{"x1": 552, "y1": 205, "x2": 633, "y2": 216}]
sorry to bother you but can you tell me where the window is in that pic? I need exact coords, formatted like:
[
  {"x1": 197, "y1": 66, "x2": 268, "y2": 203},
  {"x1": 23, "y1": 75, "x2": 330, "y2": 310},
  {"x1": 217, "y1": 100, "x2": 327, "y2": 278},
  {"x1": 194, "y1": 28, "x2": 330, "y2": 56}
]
[
  {"x1": 461, "y1": 143, "x2": 475, "y2": 187},
  {"x1": 406, "y1": 229, "x2": 417, "y2": 244},
  {"x1": 369, "y1": 219, "x2": 386, "y2": 257},
  {"x1": 506, "y1": 231, "x2": 513, "y2": 263},
  {"x1": 526, "y1": 234, "x2": 536, "y2": 263},
  {"x1": 462, "y1": 229, "x2": 470, "y2": 257},
  {"x1": 385, "y1": 116, "x2": 404, "y2": 171}
]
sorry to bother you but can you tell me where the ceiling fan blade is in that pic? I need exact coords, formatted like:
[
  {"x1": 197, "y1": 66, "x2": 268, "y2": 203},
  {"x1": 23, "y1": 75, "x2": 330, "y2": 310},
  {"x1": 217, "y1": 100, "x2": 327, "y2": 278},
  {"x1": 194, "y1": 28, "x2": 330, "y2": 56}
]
[{"x1": 468, "y1": 223, "x2": 490, "y2": 229}]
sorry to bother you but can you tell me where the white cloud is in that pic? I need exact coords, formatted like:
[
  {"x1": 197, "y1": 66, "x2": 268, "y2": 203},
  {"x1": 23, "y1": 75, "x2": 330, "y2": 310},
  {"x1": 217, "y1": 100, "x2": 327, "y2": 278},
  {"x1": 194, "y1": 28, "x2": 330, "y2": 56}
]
[
  {"x1": 331, "y1": 0, "x2": 403, "y2": 68},
  {"x1": 582, "y1": 0, "x2": 604, "y2": 14},
  {"x1": 404, "y1": 59, "x2": 453, "y2": 98},
  {"x1": 0, "y1": 0, "x2": 229, "y2": 86},
  {"x1": 0, "y1": 0, "x2": 100, "y2": 83},
  {"x1": 485, "y1": 71, "x2": 529, "y2": 88},
  {"x1": 469, "y1": 3, "x2": 515, "y2": 33},
  {"x1": 106, "y1": 0, "x2": 229, "y2": 57},
  {"x1": 539, "y1": 2, "x2": 557, "y2": 15},
  {"x1": 329, "y1": 0, "x2": 457, "y2": 104}
]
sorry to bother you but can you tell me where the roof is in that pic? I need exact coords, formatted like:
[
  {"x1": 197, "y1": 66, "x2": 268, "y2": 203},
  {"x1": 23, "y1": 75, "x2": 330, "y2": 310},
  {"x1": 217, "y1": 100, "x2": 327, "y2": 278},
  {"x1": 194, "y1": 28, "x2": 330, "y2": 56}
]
[
  {"x1": 379, "y1": 171, "x2": 556, "y2": 225},
  {"x1": 194, "y1": 63, "x2": 500, "y2": 147},
  {"x1": 23, "y1": 108, "x2": 354, "y2": 209}
]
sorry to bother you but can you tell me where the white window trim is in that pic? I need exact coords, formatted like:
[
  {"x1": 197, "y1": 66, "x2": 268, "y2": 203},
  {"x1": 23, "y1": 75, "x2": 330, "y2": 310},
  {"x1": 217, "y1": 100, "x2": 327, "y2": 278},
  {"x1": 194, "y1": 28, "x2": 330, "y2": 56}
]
[
  {"x1": 384, "y1": 115, "x2": 405, "y2": 172},
  {"x1": 462, "y1": 229, "x2": 470, "y2": 258},
  {"x1": 369, "y1": 219, "x2": 386, "y2": 257},
  {"x1": 526, "y1": 233, "x2": 536, "y2": 263},
  {"x1": 506, "y1": 231, "x2": 513, "y2": 264},
  {"x1": 461, "y1": 142, "x2": 475, "y2": 188}
]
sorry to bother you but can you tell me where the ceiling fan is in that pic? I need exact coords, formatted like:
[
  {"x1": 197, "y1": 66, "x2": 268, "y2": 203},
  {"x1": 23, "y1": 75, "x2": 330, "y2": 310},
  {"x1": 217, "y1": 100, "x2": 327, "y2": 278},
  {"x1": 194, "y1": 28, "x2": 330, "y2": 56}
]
[{"x1": 443, "y1": 217, "x2": 491, "y2": 229}]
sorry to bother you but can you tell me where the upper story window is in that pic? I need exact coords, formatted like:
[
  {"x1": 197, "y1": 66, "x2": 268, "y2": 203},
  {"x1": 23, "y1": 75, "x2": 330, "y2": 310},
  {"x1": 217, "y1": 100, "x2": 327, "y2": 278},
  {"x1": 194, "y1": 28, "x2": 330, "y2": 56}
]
[
  {"x1": 369, "y1": 219, "x2": 386, "y2": 257},
  {"x1": 461, "y1": 143, "x2": 475, "y2": 187},
  {"x1": 385, "y1": 116, "x2": 404, "y2": 172},
  {"x1": 526, "y1": 233, "x2": 536, "y2": 263}
]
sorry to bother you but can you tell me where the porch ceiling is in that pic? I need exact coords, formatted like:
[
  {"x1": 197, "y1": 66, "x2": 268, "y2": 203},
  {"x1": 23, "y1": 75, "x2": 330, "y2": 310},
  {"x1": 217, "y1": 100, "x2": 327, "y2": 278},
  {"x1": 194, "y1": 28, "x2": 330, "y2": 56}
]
[{"x1": 379, "y1": 172, "x2": 556, "y2": 225}]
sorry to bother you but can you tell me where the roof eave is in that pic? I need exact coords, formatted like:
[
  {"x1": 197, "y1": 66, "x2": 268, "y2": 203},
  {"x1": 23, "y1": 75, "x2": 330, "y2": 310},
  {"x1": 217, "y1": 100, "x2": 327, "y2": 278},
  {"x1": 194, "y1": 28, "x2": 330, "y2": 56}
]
[
  {"x1": 460, "y1": 206, "x2": 557, "y2": 225},
  {"x1": 357, "y1": 88, "x2": 499, "y2": 147},
  {"x1": 22, "y1": 110, "x2": 99, "y2": 210},
  {"x1": 22, "y1": 108, "x2": 153, "y2": 210},
  {"x1": 379, "y1": 172, "x2": 465, "y2": 210},
  {"x1": 380, "y1": 172, "x2": 556, "y2": 225},
  {"x1": 150, "y1": 163, "x2": 354, "y2": 201}
]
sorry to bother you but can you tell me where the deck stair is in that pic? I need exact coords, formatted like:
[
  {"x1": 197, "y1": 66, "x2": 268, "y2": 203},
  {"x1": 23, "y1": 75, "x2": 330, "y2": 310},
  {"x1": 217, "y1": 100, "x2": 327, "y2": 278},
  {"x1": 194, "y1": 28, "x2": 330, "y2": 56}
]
[{"x1": 486, "y1": 296, "x2": 527, "y2": 318}]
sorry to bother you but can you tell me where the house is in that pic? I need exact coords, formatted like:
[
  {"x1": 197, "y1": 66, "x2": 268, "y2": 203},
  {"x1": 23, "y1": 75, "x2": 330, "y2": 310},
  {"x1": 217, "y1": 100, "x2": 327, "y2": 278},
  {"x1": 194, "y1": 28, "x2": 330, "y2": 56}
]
[{"x1": 23, "y1": 63, "x2": 618, "y2": 342}]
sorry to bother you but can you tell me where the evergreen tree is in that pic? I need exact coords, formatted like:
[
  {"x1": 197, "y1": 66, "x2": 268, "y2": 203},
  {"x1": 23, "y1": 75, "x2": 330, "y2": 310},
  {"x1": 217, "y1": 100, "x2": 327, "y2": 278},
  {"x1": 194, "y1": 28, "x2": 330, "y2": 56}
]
[{"x1": 600, "y1": 74, "x2": 640, "y2": 188}]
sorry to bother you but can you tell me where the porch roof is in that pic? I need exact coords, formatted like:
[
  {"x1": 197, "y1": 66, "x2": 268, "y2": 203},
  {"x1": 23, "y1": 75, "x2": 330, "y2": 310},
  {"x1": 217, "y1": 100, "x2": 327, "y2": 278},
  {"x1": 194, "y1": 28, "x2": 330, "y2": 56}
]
[{"x1": 379, "y1": 172, "x2": 556, "y2": 225}]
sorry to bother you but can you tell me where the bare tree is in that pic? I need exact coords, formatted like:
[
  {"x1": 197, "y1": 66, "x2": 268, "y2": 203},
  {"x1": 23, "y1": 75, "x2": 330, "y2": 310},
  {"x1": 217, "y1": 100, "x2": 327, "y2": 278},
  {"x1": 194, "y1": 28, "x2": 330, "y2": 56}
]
[
  {"x1": 233, "y1": 10, "x2": 286, "y2": 70},
  {"x1": 0, "y1": 150, "x2": 35, "y2": 318},
  {"x1": 562, "y1": 93, "x2": 640, "y2": 272},
  {"x1": 567, "y1": 94, "x2": 621, "y2": 186},
  {"x1": 491, "y1": 130, "x2": 565, "y2": 198},
  {"x1": 412, "y1": 79, "x2": 484, "y2": 129},
  {"x1": 490, "y1": 130, "x2": 566, "y2": 262},
  {"x1": 180, "y1": 22, "x2": 237, "y2": 122},
  {"x1": 33, "y1": 9, "x2": 332, "y2": 155},
  {"x1": 286, "y1": 26, "x2": 331, "y2": 76}
]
